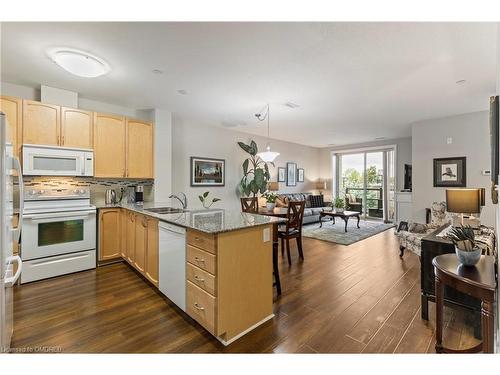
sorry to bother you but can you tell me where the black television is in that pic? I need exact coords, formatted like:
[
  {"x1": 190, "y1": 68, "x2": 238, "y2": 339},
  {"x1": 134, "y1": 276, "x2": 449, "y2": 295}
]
[
  {"x1": 404, "y1": 164, "x2": 412, "y2": 191},
  {"x1": 490, "y1": 95, "x2": 499, "y2": 204}
]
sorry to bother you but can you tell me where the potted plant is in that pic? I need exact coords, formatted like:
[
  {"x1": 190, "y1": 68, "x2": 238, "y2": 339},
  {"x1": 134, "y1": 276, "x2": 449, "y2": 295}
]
[
  {"x1": 198, "y1": 191, "x2": 221, "y2": 209},
  {"x1": 334, "y1": 197, "x2": 344, "y2": 212},
  {"x1": 237, "y1": 140, "x2": 271, "y2": 197},
  {"x1": 263, "y1": 192, "x2": 278, "y2": 210},
  {"x1": 448, "y1": 225, "x2": 481, "y2": 266}
]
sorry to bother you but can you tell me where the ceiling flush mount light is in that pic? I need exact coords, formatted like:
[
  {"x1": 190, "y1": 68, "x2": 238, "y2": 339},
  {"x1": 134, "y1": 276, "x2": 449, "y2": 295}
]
[
  {"x1": 255, "y1": 104, "x2": 280, "y2": 163},
  {"x1": 47, "y1": 48, "x2": 110, "y2": 78}
]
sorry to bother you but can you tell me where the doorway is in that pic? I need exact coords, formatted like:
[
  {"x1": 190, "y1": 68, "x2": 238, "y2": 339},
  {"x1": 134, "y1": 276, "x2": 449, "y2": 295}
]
[{"x1": 334, "y1": 147, "x2": 396, "y2": 223}]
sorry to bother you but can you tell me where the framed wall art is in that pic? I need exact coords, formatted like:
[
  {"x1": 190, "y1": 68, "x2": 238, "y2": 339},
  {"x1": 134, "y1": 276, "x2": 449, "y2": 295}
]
[
  {"x1": 297, "y1": 168, "x2": 304, "y2": 182},
  {"x1": 190, "y1": 157, "x2": 225, "y2": 187},
  {"x1": 278, "y1": 167, "x2": 286, "y2": 182},
  {"x1": 286, "y1": 162, "x2": 297, "y2": 186},
  {"x1": 433, "y1": 157, "x2": 466, "y2": 187}
]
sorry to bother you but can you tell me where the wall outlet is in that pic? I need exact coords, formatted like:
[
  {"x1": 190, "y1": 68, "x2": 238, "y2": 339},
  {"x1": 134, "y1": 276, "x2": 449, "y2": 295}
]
[
  {"x1": 263, "y1": 228, "x2": 270, "y2": 242},
  {"x1": 482, "y1": 170, "x2": 491, "y2": 176}
]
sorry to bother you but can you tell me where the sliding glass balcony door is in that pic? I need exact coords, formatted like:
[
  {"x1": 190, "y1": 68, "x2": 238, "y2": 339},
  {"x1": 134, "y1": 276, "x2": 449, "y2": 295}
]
[{"x1": 337, "y1": 148, "x2": 395, "y2": 222}]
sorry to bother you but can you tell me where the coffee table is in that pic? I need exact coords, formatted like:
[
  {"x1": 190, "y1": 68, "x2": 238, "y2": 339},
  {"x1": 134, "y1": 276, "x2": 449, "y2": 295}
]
[{"x1": 319, "y1": 209, "x2": 361, "y2": 232}]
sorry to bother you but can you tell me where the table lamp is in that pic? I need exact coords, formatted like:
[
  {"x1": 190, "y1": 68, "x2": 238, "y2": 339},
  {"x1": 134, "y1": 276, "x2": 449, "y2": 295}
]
[
  {"x1": 316, "y1": 180, "x2": 327, "y2": 195},
  {"x1": 268, "y1": 182, "x2": 279, "y2": 191},
  {"x1": 446, "y1": 188, "x2": 485, "y2": 228}
]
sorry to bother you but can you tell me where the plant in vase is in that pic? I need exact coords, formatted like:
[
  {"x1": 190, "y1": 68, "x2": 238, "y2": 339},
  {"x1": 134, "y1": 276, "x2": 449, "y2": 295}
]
[
  {"x1": 334, "y1": 197, "x2": 344, "y2": 212},
  {"x1": 263, "y1": 192, "x2": 278, "y2": 210},
  {"x1": 198, "y1": 191, "x2": 221, "y2": 209},
  {"x1": 448, "y1": 225, "x2": 481, "y2": 266},
  {"x1": 237, "y1": 140, "x2": 271, "y2": 197}
]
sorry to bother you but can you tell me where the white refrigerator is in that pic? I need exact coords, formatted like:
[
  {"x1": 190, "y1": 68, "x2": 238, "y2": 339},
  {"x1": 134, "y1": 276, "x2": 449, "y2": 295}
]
[{"x1": 0, "y1": 112, "x2": 23, "y2": 352}]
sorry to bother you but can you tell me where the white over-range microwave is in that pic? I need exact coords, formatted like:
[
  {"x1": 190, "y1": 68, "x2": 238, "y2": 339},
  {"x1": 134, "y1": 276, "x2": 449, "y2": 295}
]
[{"x1": 22, "y1": 144, "x2": 94, "y2": 176}]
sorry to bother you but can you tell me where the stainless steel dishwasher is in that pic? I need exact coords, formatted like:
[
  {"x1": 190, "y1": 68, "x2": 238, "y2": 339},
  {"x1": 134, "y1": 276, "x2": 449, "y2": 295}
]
[{"x1": 158, "y1": 222, "x2": 186, "y2": 311}]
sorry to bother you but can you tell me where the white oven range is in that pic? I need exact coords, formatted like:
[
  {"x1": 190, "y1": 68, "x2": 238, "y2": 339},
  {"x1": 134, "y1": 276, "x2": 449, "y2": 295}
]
[{"x1": 21, "y1": 187, "x2": 96, "y2": 283}]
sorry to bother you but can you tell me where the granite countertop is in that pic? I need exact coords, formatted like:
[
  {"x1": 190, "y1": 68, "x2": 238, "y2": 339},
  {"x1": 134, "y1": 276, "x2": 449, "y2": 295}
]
[{"x1": 96, "y1": 202, "x2": 286, "y2": 234}]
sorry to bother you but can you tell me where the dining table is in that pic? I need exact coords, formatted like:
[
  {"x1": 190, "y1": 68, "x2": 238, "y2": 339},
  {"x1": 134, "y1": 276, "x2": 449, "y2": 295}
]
[{"x1": 257, "y1": 207, "x2": 288, "y2": 295}]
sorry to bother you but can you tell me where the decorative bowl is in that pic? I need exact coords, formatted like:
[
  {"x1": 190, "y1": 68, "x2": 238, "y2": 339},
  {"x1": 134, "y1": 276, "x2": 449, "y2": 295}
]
[
  {"x1": 455, "y1": 246, "x2": 481, "y2": 266},
  {"x1": 266, "y1": 203, "x2": 276, "y2": 210}
]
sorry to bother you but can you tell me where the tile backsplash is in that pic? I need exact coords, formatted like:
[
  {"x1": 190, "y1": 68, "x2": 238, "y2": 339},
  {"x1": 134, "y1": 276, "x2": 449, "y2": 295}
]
[{"x1": 23, "y1": 177, "x2": 154, "y2": 206}]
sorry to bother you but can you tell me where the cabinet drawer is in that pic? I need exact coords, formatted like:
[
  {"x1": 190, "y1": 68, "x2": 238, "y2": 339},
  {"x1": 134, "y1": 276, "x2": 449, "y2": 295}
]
[
  {"x1": 187, "y1": 263, "x2": 216, "y2": 296},
  {"x1": 187, "y1": 245, "x2": 216, "y2": 275},
  {"x1": 186, "y1": 281, "x2": 216, "y2": 334},
  {"x1": 187, "y1": 229, "x2": 216, "y2": 254}
]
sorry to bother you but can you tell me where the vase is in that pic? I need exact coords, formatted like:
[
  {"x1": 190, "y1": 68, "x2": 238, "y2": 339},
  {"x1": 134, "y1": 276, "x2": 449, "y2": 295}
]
[
  {"x1": 455, "y1": 246, "x2": 481, "y2": 266},
  {"x1": 266, "y1": 202, "x2": 276, "y2": 210},
  {"x1": 335, "y1": 208, "x2": 344, "y2": 213}
]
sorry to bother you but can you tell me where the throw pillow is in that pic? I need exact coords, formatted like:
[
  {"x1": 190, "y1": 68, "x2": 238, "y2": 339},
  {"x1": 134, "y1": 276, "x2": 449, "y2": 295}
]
[
  {"x1": 276, "y1": 197, "x2": 288, "y2": 207},
  {"x1": 309, "y1": 195, "x2": 324, "y2": 208},
  {"x1": 408, "y1": 222, "x2": 428, "y2": 233}
]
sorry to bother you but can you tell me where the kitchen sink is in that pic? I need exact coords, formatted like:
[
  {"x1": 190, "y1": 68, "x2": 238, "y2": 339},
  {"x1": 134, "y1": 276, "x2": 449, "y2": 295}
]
[{"x1": 144, "y1": 207, "x2": 186, "y2": 214}]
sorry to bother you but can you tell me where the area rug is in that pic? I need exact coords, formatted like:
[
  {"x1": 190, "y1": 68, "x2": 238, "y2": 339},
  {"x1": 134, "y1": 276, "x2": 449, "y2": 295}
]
[{"x1": 302, "y1": 220, "x2": 395, "y2": 245}]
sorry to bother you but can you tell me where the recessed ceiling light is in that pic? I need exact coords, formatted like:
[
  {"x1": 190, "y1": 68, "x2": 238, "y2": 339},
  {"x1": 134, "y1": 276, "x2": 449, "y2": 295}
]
[
  {"x1": 284, "y1": 102, "x2": 300, "y2": 109},
  {"x1": 375, "y1": 137, "x2": 386, "y2": 140},
  {"x1": 177, "y1": 89, "x2": 188, "y2": 95},
  {"x1": 456, "y1": 79, "x2": 466, "y2": 85},
  {"x1": 152, "y1": 69, "x2": 164, "y2": 74},
  {"x1": 47, "y1": 47, "x2": 110, "y2": 78}
]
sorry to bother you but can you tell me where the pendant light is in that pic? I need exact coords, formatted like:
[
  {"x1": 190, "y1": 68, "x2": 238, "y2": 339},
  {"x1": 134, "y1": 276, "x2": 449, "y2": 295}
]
[{"x1": 256, "y1": 104, "x2": 280, "y2": 162}]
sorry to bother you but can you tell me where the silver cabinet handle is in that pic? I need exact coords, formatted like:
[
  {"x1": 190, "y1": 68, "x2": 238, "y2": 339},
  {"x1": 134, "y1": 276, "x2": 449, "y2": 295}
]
[
  {"x1": 194, "y1": 275, "x2": 205, "y2": 282},
  {"x1": 194, "y1": 302, "x2": 205, "y2": 311},
  {"x1": 195, "y1": 237, "x2": 201, "y2": 241},
  {"x1": 194, "y1": 256, "x2": 205, "y2": 263}
]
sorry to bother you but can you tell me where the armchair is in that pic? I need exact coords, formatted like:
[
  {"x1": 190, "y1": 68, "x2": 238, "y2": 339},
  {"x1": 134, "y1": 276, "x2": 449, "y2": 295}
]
[
  {"x1": 345, "y1": 193, "x2": 362, "y2": 213},
  {"x1": 396, "y1": 202, "x2": 450, "y2": 257}
]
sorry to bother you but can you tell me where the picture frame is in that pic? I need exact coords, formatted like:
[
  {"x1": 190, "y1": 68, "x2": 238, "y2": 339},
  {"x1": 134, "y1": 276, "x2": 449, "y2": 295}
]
[
  {"x1": 297, "y1": 168, "x2": 304, "y2": 183},
  {"x1": 278, "y1": 167, "x2": 286, "y2": 182},
  {"x1": 433, "y1": 157, "x2": 466, "y2": 187},
  {"x1": 190, "y1": 157, "x2": 225, "y2": 187},
  {"x1": 286, "y1": 162, "x2": 297, "y2": 186}
]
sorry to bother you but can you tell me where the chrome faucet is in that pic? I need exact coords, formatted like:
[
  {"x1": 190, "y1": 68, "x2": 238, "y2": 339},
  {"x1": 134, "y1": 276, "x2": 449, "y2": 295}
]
[{"x1": 169, "y1": 192, "x2": 188, "y2": 209}]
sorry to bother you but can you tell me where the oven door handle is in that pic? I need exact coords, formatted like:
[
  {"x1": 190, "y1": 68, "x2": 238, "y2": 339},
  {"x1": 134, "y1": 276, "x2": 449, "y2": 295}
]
[{"x1": 24, "y1": 210, "x2": 96, "y2": 221}]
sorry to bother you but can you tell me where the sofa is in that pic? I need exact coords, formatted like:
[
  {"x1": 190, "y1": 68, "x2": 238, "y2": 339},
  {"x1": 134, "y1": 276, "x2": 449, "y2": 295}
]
[
  {"x1": 396, "y1": 201, "x2": 496, "y2": 257},
  {"x1": 276, "y1": 193, "x2": 331, "y2": 225}
]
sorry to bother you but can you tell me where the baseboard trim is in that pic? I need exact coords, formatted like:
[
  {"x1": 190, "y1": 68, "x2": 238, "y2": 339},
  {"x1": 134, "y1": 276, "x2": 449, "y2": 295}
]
[{"x1": 216, "y1": 314, "x2": 275, "y2": 346}]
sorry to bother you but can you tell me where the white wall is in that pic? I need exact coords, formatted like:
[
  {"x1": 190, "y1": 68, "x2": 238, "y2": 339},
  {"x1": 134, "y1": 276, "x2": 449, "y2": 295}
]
[
  {"x1": 412, "y1": 111, "x2": 495, "y2": 227},
  {"x1": 152, "y1": 109, "x2": 173, "y2": 202},
  {"x1": 318, "y1": 137, "x2": 412, "y2": 202},
  {"x1": 171, "y1": 115, "x2": 321, "y2": 211}
]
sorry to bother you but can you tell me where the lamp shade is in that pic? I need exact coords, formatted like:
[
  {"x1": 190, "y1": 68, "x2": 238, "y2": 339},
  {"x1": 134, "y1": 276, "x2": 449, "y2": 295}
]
[
  {"x1": 268, "y1": 182, "x2": 279, "y2": 191},
  {"x1": 446, "y1": 189, "x2": 484, "y2": 214},
  {"x1": 316, "y1": 180, "x2": 327, "y2": 190}
]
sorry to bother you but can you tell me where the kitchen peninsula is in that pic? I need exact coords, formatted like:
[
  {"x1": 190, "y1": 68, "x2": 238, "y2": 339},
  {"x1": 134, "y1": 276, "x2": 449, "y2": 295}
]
[{"x1": 97, "y1": 203, "x2": 285, "y2": 345}]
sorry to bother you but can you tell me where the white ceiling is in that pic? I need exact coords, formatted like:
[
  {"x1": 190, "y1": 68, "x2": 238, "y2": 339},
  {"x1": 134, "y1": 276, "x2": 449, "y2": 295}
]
[{"x1": 1, "y1": 22, "x2": 497, "y2": 147}]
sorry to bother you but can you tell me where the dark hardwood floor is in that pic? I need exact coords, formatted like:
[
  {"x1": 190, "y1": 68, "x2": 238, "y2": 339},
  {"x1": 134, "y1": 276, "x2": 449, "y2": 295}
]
[{"x1": 11, "y1": 228, "x2": 479, "y2": 353}]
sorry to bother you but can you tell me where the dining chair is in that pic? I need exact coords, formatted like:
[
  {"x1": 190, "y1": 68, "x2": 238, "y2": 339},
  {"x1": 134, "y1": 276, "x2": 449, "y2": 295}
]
[
  {"x1": 279, "y1": 200, "x2": 306, "y2": 265},
  {"x1": 240, "y1": 197, "x2": 258, "y2": 213}
]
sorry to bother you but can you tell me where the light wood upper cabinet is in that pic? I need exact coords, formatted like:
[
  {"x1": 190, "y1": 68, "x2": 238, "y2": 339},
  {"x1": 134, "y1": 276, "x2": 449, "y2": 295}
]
[
  {"x1": 145, "y1": 217, "x2": 159, "y2": 286},
  {"x1": 98, "y1": 208, "x2": 121, "y2": 261},
  {"x1": 22, "y1": 100, "x2": 60, "y2": 146},
  {"x1": 126, "y1": 119, "x2": 154, "y2": 178},
  {"x1": 93, "y1": 113, "x2": 126, "y2": 178},
  {"x1": 0, "y1": 96, "x2": 22, "y2": 157},
  {"x1": 61, "y1": 107, "x2": 93, "y2": 149}
]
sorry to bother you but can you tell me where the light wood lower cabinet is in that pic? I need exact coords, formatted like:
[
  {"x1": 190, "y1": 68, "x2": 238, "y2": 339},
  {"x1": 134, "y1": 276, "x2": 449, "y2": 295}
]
[
  {"x1": 98, "y1": 208, "x2": 122, "y2": 261},
  {"x1": 99, "y1": 208, "x2": 159, "y2": 287},
  {"x1": 186, "y1": 226, "x2": 273, "y2": 343},
  {"x1": 134, "y1": 214, "x2": 147, "y2": 273},
  {"x1": 145, "y1": 217, "x2": 159, "y2": 286}
]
